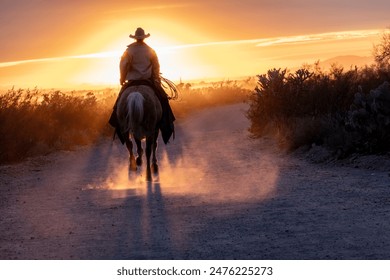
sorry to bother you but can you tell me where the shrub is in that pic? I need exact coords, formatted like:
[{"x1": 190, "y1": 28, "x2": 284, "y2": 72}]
[
  {"x1": 0, "y1": 89, "x2": 114, "y2": 163},
  {"x1": 374, "y1": 28, "x2": 390, "y2": 66},
  {"x1": 247, "y1": 63, "x2": 390, "y2": 155},
  {"x1": 346, "y1": 81, "x2": 390, "y2": 153}
]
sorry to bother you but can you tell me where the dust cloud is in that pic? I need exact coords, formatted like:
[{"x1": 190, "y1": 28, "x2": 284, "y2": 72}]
[{"x1": 86, "y1": 103, "x2": 280, "y2": 207}]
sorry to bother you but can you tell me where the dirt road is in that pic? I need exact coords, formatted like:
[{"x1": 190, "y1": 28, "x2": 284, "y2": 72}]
[{"x1": 1, "y1": 103, "x2": 390, "y2": 259}]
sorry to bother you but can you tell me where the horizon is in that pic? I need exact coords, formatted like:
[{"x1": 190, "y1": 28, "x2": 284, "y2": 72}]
[{"x1": 0, "y1": 0, "x2": 388, "y2": 89}]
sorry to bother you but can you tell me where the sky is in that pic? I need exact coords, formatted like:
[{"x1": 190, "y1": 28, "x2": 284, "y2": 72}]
[{"x1": 0, "y1": 0, "x2": 389, "y2": 89}]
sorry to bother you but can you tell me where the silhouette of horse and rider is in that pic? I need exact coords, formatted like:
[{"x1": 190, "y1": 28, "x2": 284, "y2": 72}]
[{"x1": 109, "y1": 27, "x2": 176, "y2": 181}]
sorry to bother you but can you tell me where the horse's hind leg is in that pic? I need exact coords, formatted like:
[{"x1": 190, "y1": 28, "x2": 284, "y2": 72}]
[
  {"x1": 135, "y1": 138, "x2": 143, "y2": 166},
  {"x1": 151, "y1": 130, "x2": 159, "y2": 174},
  {"x1": 145, "y1": 136, "x2": 153, "y2": 181},
  {"x1": 125, "y1": 136, "x2": 137, "y2": 171}
]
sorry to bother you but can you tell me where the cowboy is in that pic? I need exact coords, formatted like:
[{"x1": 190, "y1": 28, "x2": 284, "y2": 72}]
[{"x1": 109, "y1": 27, "x2": 175, "y2": 144}]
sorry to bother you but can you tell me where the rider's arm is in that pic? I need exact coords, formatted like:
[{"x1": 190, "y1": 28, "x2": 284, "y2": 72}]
[{"x1": 119, "y1": 50, "x2": 131, "y2": 85}]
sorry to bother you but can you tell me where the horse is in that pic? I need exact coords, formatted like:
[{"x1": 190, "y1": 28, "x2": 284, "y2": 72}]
[{"x1": 116, "y1": 85, "x2": 162, "y2": 181}]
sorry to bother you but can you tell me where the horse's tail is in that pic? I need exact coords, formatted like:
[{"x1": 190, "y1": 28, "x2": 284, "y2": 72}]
[{"x1": 125, "y1": 92, "x2": 144, "y2": 134}]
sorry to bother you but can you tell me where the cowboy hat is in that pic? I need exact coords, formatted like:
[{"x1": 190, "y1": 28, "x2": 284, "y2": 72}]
[{"x1": 129, "y1": 27, "x2": 150, "y2": 39}]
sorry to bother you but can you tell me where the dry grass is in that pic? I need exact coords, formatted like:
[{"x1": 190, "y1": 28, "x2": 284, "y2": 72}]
[
  {"x1": 0, "y1": 88, "x2": 115, "y2": 163},
  {"x1": 0, "y1": 81, "x2": 249, "y2": 164},
  {"x1": 171, "y1": 79, "x2": 250, "y2": 118}
]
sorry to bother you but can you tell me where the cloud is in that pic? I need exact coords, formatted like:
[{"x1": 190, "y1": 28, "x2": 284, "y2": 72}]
[
  {"x1": 0, "y1": 51, "x2": 121, "y2": 68},
  {"x1": 163, "y1": 29, "x2": 382, "y2": 50},
  {"x1": 0, "y1": 29, "x2": 381, "y2": 69},
  {"x1": 165, "y1": 38, "x2": 265, "y2": 50},
  {"x1": 255, "y1": 29, "x2": 382, "y2": 47}
]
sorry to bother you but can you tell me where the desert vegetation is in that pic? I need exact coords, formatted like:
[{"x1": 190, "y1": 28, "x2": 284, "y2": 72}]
[
  {"x1": 247, "y1": 29, "x2": 390, "y2": 157},
  {"x1": 0, "y1": 80, "x2": 249, "y2": 164},
  {"x1": 0, "y1": 88, "x2": 115, "y2": 163},
  {"x1": 3, "y1": 29, "x2": 390, "y2": 164}
]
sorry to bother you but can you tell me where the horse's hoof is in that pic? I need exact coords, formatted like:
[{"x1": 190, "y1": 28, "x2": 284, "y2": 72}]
[
  {"x1": 136, "y1": 157, "x2": 143, "y2": 166},
  {"x1": 152, "y1": 163, "x2": 159, "y2": 174}
]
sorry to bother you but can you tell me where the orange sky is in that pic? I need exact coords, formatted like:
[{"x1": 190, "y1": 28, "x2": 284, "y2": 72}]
[{"x1": 0, "y1": 0, "x2": 389, "y2": 89}]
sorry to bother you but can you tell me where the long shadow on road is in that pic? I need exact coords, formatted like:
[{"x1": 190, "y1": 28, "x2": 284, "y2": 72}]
[{"x1": 103, "y1": 181, "x2": 175, "y2": 259}]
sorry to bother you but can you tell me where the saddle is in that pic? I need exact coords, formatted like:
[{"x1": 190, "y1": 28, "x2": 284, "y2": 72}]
[{"x1": 108, "y1": 80, "x2": 175, "y2": 145}]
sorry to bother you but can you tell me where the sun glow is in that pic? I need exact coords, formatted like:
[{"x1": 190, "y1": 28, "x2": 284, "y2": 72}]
[
  {"x1": 64, "y1": 19, "x2": 218, "y2": 87},
  {"x1": 1, "y1": 0, "x2": 389, "y2": 90},
  {"x1": 0, "y1": 16, "x2": 382, "y2": 89}
]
